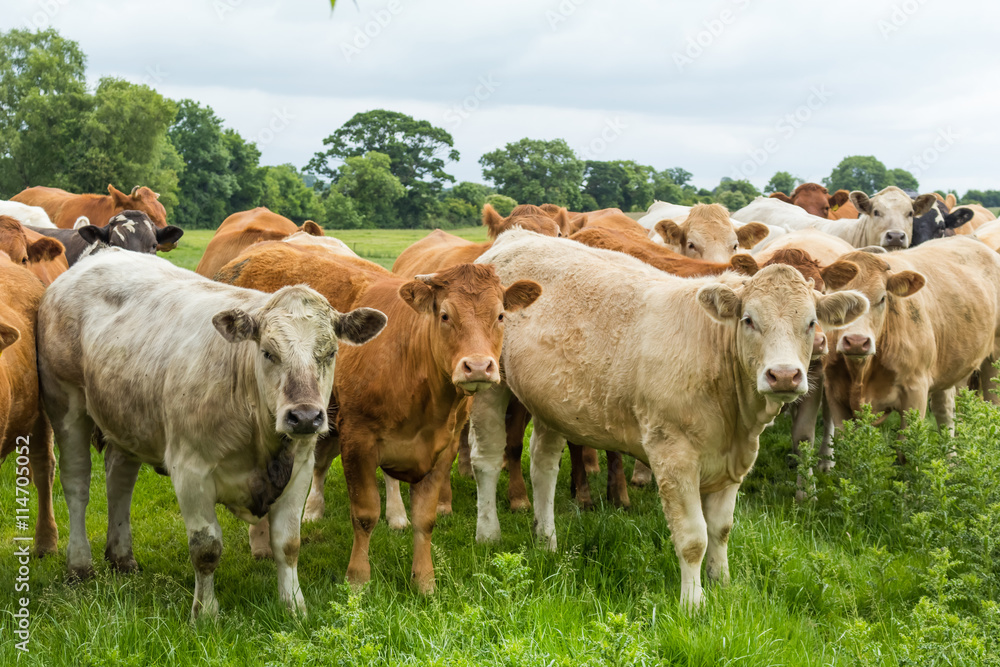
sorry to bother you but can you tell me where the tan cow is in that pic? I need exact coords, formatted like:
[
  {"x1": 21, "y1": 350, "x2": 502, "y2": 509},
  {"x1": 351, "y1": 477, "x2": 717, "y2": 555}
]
[
  {"x1": 653, "y1": 203, "x2": 769, "y2": 263},
  {"x1": 470, "y1": 230, "x2": 868, "y2": 610},
  {"x1": 0, "y1": 216, "x2": 66, "y2": 286},
  {"x1": 195, "y1": 207, "x2": 324, "y2": 278},
  {"x1": 974, "y1": 219, "x2": 1000, "y2": 251},
  {"x1": 952, "y1": 204, "x2": 997, "y2": 236},
  {"x1": 822, "y1": 237, "x2": 1000, "y2": 465},
  {"x1": 38, "y1": 250, "x2": 386, "y2": 620},
  {"x1": 769, "y1": 183, "x2": 856, "y2": 220},
  {"x1": 0, "y1": 252, "x2": 58, "y2": 556}
]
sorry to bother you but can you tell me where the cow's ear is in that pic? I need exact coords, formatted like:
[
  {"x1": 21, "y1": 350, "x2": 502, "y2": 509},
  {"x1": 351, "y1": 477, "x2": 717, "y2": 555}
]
[
  {"x1": 654, "y1": 219, "x2": 683, "y2": 246},
  {"x1": 850, "y1": 191, "x2": 873, "y2": 216},
  {"x1": 912, "y1": 194, "x2": 936, "y2": 217},
  {"x1": 945, "y1": 193, "x2": 957, "y2": 210},
  {"x1": 482, "y1": 204, "x2": 505, "y2": 238},
  {"x1": 108, "y1": 184, "x2": 130, "y2": 207},
  {"x1": 697, "y1": 283, "x2": 741, "y2": 322},
  {"x1": 943, "y1": 208, "x2": 974, "y2": 230},
  {"x1": 887, "y1": 270, "x2": 925, "y2": 297},
  {"x1": 816, "y1": 290, "x2": 869, "y2": 328},
  {"x1": 567, "y1": 214, "x2": 587, "y2": 236},
  {"x1": 829, "y1": 190, "x2": 851, "y2": 208},
  {"x1": 301, "y1": 220, "x2": 324, "y2": 237},
  {"x1": 0, "y1": 321, "x2": 20, "y2": 352},
  {"x1": 78, "y1": 225, "x2": 109, "y2": 246},
  {"x1": 399, "y1": 278, "x2": 436, "y2": 315},
  {"x1": 736, "y1": 222, "x2": 768, "y2": 248},
  {"x1": 503, "y1": 280, "x2": 542, "y2": 312},
  {"x1": 212, "y1": 308, "x2": 260, "y2": 343},
  {"x1": 857, "y1": 245, "x2": 887, "y2": 254},
  {"x1": 769, "y1": 192, "x2": 794, "y2": 204},
  {"x1": 27, "y1": 236, "x2": 64, "y2": 262},
  {"x1": 820, "y1": 260, "x2": 860, "y2": 290},
  {"x1": 156, "y1": 225, "x2": 185, "y2": 245},
  {"x1": 729, "y1": 253, "x2": 758, "y2": 276},
  {"x1": 335, "y1": 307, "x2": 387, "y2": 346}
]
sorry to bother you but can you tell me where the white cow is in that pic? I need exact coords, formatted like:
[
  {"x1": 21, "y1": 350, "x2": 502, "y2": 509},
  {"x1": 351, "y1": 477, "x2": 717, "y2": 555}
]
[
  {"x1": 470, "y1": 230, "x2": 868, "y2": 610},
  {"x1": 37, "y1": 250, "x2": 386, "y2": 620},
  {"x1": 0, "y1": 200, "x2": 55, "y2": 228},
  {"x1": 638, "y1": 200, "x2": 786, "y2": 250}
]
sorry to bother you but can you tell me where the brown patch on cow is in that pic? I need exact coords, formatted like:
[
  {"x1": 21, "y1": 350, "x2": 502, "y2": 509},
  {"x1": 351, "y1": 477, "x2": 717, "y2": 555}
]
[
  {"x1": 571, "y1": 226, "x2": 748, "y2": 278},
  {"x1": 907, "y1": 301, "x2": 921, "y2": 324},
  {"x1": 189, "y1": 527, "x2": 222, "y2": 574},
  {"x1": 682, "y1": 541, "x2": 706, "y2": 565},
  {"x1": 247, "y1": 440, "x2": 295, "y2": 518},
  {"x1": 763, "y1": 248, "x2": 825, "y2": 291},
  {"x1": 283, "y1": 537, "x2": 300, "y2": 567},
  {"x1": 717, "y1": 525, "x2": 731, "y2": 545}
]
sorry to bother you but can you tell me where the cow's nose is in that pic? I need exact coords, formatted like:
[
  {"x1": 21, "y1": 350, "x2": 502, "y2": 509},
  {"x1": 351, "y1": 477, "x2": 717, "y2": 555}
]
[
  {"x1": 285, "y1": 406, "x2": 325, "y2": 434},
  {"x1": 841, "y1": 334, "x2": 872, "y2": 356},
  {"x1": 765, "y1": 366, "x2": 803, "y2": 393},
  {"x1": 812, "y1": 331, "x2": 828, "y2": 357},
  {"x1": 883, "y1": 230, "x2": 907, "y2": 247},
  {"x1": 460, "y1": 357, "x2": 497, "y2": 382}
]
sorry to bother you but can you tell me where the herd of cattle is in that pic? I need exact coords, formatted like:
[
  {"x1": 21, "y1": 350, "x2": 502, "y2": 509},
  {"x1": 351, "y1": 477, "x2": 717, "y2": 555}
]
[{"x1": 1, "y1": 180, "x2": 999, "y2": 620}]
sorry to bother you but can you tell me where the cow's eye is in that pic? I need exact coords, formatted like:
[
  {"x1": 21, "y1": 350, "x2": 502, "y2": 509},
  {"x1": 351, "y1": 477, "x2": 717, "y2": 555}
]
[
  {"x1": 21, "y1": 257, "x2": 28, "y2": 265},
  {"x1": 908, "y1": 211, "x2": 913, "y2": 217},
  {"x1": 688, "y1": 242, "x2": 696, "y2": 250},
  {"x1": 877, "y1": 295, "x2": 886, "y2": 306},
  {"x1": 873, "y1": 210, "x2": 880, "y2": 217},
  {"x1": 262, "y1": 350, "x2": 277, "y2": 363},
  {"x1": 441, "y1": 312, "x2": 449, "y2": 322},
  {"x1": 732, "y1": 244, "x2": 738, "y2": 251},
  {"x1": 498, "y1": 313, "x2": 504, "y2": 323},
  {"x1": 741, "y1": 315, "x2": 754, "y2": 330},
  {"x1": 808, "y1": 319, "x2": 817, "y2": 329}
]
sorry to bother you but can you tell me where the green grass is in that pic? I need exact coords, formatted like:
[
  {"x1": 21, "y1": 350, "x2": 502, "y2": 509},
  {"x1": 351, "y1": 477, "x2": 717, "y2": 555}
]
[{"x1": 3, "y1": 229, "x2": 999, "y2": 666}]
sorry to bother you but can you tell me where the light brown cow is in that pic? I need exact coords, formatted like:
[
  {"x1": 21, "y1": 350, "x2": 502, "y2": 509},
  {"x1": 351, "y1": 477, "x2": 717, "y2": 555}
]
[
  {"x1": 974, "y1": 219, "x2": 1000, "y2": 251},
  {"x1": 934, "y1": 192, "x2": 958, "y2": 211},
  {"x1": 0, "y1": 216, "x2": 66, "y2": 286},
  {"x1": 822, "y1": 237, "x2": 1000, "y2": 466},
  {"x1": 654, "y1": 203, "x2": 769, "y2": 263},
  {"x1": 567, "y1": 208, "x2": 647, "y2": 236},
  {"x1": 195, "y1": 207, "x2": 324, "y2": 278},
  {"x1": 769, "y1": 183, "x2": 856, "y2": 220},
  {"x1": 12, "y1": 185, "x2": 169, "y2": 237},
  {"x1": 952, "y1": 204, "x2": 997, "y2": 236},
  {"x1": 0, "y1": 252, "x2": 58, "y2": 556},
  {"x1": 215, "y1": 242, "x2": 541, "y2": 592}
]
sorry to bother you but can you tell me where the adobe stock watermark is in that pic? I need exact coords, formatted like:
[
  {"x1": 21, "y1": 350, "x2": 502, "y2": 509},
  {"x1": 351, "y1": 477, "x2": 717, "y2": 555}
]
[
  {"x1": 443, "y1": 74, "x2": 501, "y2": 130},
  {"x1": 22, "y1": 0, "x2": 72, "y2": 30},
  {"x1": 578, "y1": 117, "x2": 628, "y2": 161},
  {"x1": 878, "y1": 0, "x2": 929, "y2": 39},
  {"x1": 731, "y1": 85, "x2": 833, "y2": 180},
  {"x1": 901, "y1": 128, "x2": 958, "y2": 178},
  {"x1": 674, "y1": 0, "x2": 752, "y2": 73},
  {"x1": 213, "y1": 0, "x2": 244, "y2": 21},
  {"x1": 341, "y1": 0, "x2": 404, "y2": 62},
  {"x1": 12, "y1": 436, "x2": 33, "y2": 654},
  {"x1": 546, "y1": 0, "x2": 588, "y2": 31},
  {"x1": 255, "y1": 108, "x2": 295, "y2": 147},
  {"x1": 140, "y1": 65, "x2": 168, "y2": 88}
]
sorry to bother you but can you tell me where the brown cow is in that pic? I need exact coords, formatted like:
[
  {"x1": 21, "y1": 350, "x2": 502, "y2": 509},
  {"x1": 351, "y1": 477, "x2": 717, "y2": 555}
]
[
  {"x1": 770, "y1": 183, "x2": 857, "y2": 220},
  {"x1": 0, "y1": 252, "x2": 58, "y2": 556},
  {"x1": 822, "y1": 237, "x2": 1000, "y2": 467},
  {"x1": 12, "y1": 185, "x2": 172, "y2": 246},
  {"x1": 0, "y1": 216, "x2": 66, "y2": 286},
  {"x1": 566, "y1": 208, "x2": 647, "y2": 236},
  {"x1": 654, "y1": 203, "x2": 769, "y2": 263},
  {"x1": 195, "y1": 207, "x2": 324, "y2": 278},
  {"x1": 215, "y1": 242, "x2": 541, "y2": 592}
]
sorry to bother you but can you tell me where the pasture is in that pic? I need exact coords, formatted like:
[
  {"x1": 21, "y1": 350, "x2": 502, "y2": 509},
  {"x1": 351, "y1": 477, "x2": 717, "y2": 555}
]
[{"x1": 2, "y1": 229, "x2": 999, "y2": 666}]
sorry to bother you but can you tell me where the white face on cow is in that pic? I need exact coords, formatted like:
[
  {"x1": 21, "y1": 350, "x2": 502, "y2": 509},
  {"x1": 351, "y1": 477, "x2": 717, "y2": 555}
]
[
  {"x1": 656, "y1": 204, "x2": 769, "y2": 263},
  {"x1": 698, "y1": 265, "x2": 869, "y2": 402},
  {"x1": 212, "y1": 286, "x2": 387, "y2": 436},
  {"x1": 850, "y1": 187, "x2": 936, "y2": 250}
]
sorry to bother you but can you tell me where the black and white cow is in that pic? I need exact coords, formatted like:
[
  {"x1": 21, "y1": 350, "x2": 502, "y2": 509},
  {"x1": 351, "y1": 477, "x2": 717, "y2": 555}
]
[{"x1": 28, "y1": 210, "x2": 184, "y2": 265}]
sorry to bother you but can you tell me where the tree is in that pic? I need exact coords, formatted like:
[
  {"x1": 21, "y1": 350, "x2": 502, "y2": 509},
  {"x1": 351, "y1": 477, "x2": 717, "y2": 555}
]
[
  {"x1": 449, "y1": 181, "x2": 491, "y2": 210},
  {"x1": 664, "y1": 167, "x2": 693, "y2": 188},
  {"x1": 485, "y1": 194, "x2": 517, "y2": 217},
  {"x1": 326, "y1": 151, "x2": 405, "y2": 228},
  {"x1": 961, "y1": 190, "x2": 1000, "y2": 207},
  {"x1": 480, "y1": 138, "x2": 584, "y2": 209},
  {"x1": 764, "y1": 171, "x2": 800, "y2": 195},
  {"x1": 168, "y1": 100, "x2": 237, "y2": 228},
  {"x1": 583, "y1": 160, "x2": 655, "y2": 211},
  {"x1": 322, "y1": 189, "x2": 363, "y2": 229},
  {"x1": 0, "y1": 28, "x2": 91, "y2": 196},
  {"x1": 260, "y1": 164, "x2": 324, "y2": 223},
  {"x1": 307, "y1": 109, "x2": 458, "y2": 228},
  {"x1": 651, "y1": 169, "x2": 684, "y2": 204},
  {"x1": 824, "y1": 156, "x2": 888, "y2": 194},
  {"x1": 886, "y1": 167, "x2": 919, "y2": 192},
  {"x1": 223, "y1": 129, "x2": 265, "y2": 215}
]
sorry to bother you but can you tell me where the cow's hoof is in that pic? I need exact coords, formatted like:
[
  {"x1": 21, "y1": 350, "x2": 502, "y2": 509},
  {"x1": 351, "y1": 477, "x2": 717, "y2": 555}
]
[
  {"x1": 250, "y1": 544, "x2": 273, "y2": 560},
  {"x1": 508, "y1": 496, "x2": 530, "y2": 512},
  {"x1": 630, "y1": 462, "x2": 653, "y2": 487},
  {"x1": 436, "y1": 502, "x2": 453, "y2": 516},
  {"x1": 577, "y1": 498, "x2": 594, "y2": 511},
  {"x1": 34, "y1": 540, "x2": 58, "y2": 558},
  {"x1": 108, "y1": 556, "x2": 140, "y2": 574},
  {"x1": 475, "y1": 523, "x2": 502, "y2": 544},
  {"x1": 817, "y1": 459, "x2": 834, "y2": 474},
  {"x1": 67, "y1": 564, "x2": 95, "y2": 582},
  {"x1": 387, "y1": 516, "x2": 410, "y2": 531},
  {"x1": 412, "y1": 573, "x2": 435, "y2": 595}
]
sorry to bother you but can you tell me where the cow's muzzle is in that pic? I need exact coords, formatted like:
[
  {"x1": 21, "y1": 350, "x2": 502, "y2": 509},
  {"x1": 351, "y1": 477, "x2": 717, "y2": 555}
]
[
  {"x1": 279, "y1": 404, "x2": 327, "y2": 435},
  {"x1": 760, "y1": 364, "x2": 806, "y2": 400},
  {"x1": 838, "y1": 333, "x2": 873, "y2": 358},
  {"x1": 812, "y1": 331, "x2": 828, "y2": 359},
  {"x1": 880, "y1": 230, "x2": 908, "y2": 249},
  {"x1": 453, "y1": 355, "x2": 500, "y2": 393}
]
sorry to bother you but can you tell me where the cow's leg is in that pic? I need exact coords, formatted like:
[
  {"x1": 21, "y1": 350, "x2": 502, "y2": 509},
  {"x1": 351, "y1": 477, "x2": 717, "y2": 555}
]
[
  {"x1": 582, "y1": 447, "x2": 600, "y2": 474},
  {"x1": 930, "y1": 387, "x2": 957, "y2": 437},
  {"x1": 436, "y1": 445, "x2": 456, "y2": 516},
  {"x1": 567, "y1": 443, "x2": 593, "y2": 510},
  {"x1": 53, "y1": 398, "x2": 96, "y2": 579},
  {"x1": 409, "y1": 436, "x2": 458, "y2": 595},
  {"x1": 172, "y1": 468, "x2": 222, "y2": 622},
  {"x1": 267, "y1": 443, "x2": 314, "y2": 616},
  {"x1": 818, "y1": 396, "x2": 835, "y2": 469},
  {"x1": 630, "y1": 460, "x2": 653, "y2": 487},
  {"x1": 792, "y1": 379, "x2": 824, "y2": 500},
  {"x1": 646, "y1": 441, "x2": 707, "y2": 612},
  {"x1": 303, "y1": 433, "x2": 339, "y2": 523},
  {"x1": 342, "y1": 427, "x2": 380, "y2": 588},
  {"x1": 249, "y1": 517, "x2": 272, "y2": 559},
  {"x1": 979, "y1": 355, "x2": 1000, "y2": 404},
  {"x1": 606, "y1": 451, "x2": 630, "y2": 509},
  {"x1": 897, "y1": 386, "x2": 929, "y2": 464},
  {"x1": 103, "y1": 443, "x2": 141, "y2": 573},
  {"x1": 28, "y1": 415, "x2": 58, "y2": 557},
  {"x1": 702, "y1": 483, "x2": 739, "y2": 587},
  {"x1": 505, "y1": 399, "x2": 530, "y2": 511},
  {"x1": 384, "y1": 475, "x2": 409, "y2": 531},
  {"x1": 529, "y1": 419, "x2": 566, "y2": 551},
  {"x1": 456, "y1": 423, "x2": 473, "y2": 477},
  {"x1": 470, "y1": 384, "x2": 511, "y2": 543}
]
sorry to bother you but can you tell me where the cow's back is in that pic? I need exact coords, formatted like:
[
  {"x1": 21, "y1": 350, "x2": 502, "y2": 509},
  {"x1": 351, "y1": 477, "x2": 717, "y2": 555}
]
[
  {"x1": 393, "y1": 230, "x2": 489, "y2": 278},
  {"x1": 197, "y1": 208, "x2": 302, "y2": 278}
]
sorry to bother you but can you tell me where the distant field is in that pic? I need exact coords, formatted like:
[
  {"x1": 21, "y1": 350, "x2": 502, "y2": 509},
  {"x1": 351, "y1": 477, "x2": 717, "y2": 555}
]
[{"x1": 166, "y1": 227, "x2": 491, "y2": 272}]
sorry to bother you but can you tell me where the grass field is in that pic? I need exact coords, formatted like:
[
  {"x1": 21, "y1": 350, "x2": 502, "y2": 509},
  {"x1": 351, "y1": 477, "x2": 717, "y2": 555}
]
[{"x1": 2, "y1": 229, "x2": 999, "y2": 666}]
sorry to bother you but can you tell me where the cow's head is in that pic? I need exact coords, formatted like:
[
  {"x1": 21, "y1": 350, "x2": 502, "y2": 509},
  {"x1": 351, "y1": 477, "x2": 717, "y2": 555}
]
[
  {"x1": 80, "y1": 210, "x2": 184, "y2": 257},
  {"x1": 0, "y1": 215, "x2": 64, "y2": 269},
  {"x1": 850, "y1": 186, "x2": 936, "y2": 250},
  {"x1": 655, "y1": 203, "x2": 768, "y2": 263},
  {"x1": 698, "y1": 264, "x2": 868, "y2": 402},
  {"x1": 762, "y1": 248, "x2": 831, "y2": 358},
  {"x1": 399, "y1": 263, "x2": 541, "y2": 393},
  {"x1": 109, "y1": 185, "x2": 168, "y2": 228},
  {"x1": 483, "y1": 204, "x2": 564, "y2": 239},
  {"x1": 771, "y1": 183, "x2": 845, "y2": 219},
  {"x1": 911, "y1": 201, "x2": 974, "y2": 246},
  {"x1": 213, "y1": 286, "x2": 387, "y2": 437},
  {"x1": 820, "y1": 251, "x2": 924, "y2": 360}
]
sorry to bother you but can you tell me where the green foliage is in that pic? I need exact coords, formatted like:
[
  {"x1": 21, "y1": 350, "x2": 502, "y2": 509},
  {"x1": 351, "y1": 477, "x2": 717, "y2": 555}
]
[
  {"x1": 260, "y1": 164, "x2": 324, "y2": 223},
  {"x1": 168, "y1": 100, "x2": 239, "y2": 228},
  {"x1": 713, "y1": 177, "x2": 759, "y2": 211},
  {"x1": 886, "y1": 167, "x2": 919, "y2": 191},
  {"x1": 960, "y1": 189, "x2": 1000, "y2": 207},
  {"x1": 449, "y1": 181, "x2": 491, "y2": 210},
  {"x1": 824, "y1": 155, "x2": 889, "y2": 194},
  {"x1": 325, "y1": 151, "x2": 405, "y2": 228},
  {"x1": 764, "y1": 170, "x2": 800, "y2": 195},
  {"x1": 480, "y1": 138, "x2": 584, "y2": 209},
  {"x1": 484, "y1": 193, "x2": 517, "y2": 216},
  {"x1": 582, "y1": 160, "x2": 654, "y2": 212}
]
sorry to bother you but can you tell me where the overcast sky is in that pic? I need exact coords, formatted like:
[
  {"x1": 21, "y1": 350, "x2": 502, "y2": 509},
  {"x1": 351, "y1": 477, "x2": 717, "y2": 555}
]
[{"x1": 7, "y1": 0, "x2": 1000, "y2": 193}]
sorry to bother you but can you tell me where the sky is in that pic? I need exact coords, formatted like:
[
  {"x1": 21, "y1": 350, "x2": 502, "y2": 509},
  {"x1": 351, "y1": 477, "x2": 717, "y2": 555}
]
[{"x1": 6, "y1": 0, "x2": 1000, "y2": 193}]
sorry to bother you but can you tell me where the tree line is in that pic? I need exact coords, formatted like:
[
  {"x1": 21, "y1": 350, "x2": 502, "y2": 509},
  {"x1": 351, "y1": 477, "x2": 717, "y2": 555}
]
[{"x1": 2, "y1": 29, "x2": 997, "y2": 230}]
